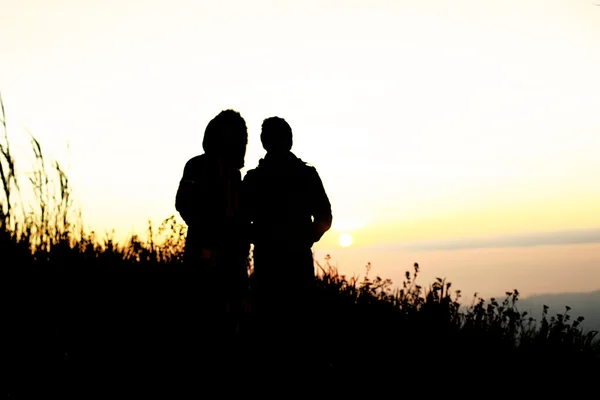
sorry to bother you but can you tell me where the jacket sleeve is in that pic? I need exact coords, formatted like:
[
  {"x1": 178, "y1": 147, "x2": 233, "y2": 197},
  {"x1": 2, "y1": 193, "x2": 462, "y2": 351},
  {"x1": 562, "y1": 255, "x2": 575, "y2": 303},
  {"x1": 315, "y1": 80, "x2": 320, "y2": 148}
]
[
  {"x1": 308, "y1": 167, "x2": 332, "y2": 243},
  {"x1": 175, "y1": 158, "x2": 204, "y2": 227}
]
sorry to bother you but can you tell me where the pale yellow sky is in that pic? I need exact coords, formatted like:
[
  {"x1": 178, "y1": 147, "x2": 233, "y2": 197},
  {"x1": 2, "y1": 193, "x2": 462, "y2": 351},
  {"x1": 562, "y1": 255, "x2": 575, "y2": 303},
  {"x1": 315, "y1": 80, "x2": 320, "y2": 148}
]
[{"x1": 1, "y1": 0, "x2": 599, "y2": 296}]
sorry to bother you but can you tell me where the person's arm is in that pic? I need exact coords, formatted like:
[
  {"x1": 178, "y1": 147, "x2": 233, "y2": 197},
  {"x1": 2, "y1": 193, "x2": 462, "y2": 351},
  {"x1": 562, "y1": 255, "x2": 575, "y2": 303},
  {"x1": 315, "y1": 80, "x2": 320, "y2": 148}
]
[
  {"x1": 175, "y1": 158, "x2": 204, "y2": 227},
  {"x1": 308, "y1": 167, "x2": 332, "y2": 243}
]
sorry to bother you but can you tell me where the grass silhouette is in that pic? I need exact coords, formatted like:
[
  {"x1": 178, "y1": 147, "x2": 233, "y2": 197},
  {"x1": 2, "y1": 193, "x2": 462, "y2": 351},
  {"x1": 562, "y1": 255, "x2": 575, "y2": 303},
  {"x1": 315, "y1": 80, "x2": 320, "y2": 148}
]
[{"x1": 2, "y1": 96, "x2": 599, "y2": 396}]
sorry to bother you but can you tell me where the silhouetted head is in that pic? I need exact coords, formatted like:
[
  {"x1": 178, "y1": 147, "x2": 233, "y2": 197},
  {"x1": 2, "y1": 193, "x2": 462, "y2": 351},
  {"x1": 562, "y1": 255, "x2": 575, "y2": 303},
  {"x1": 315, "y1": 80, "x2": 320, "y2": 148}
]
[
  {"x1": 260, "y1": 117, "x2": 292, "y2": 153},
  {"x1": 202, "y1": 109, "x2": 248, "y2": 169}
]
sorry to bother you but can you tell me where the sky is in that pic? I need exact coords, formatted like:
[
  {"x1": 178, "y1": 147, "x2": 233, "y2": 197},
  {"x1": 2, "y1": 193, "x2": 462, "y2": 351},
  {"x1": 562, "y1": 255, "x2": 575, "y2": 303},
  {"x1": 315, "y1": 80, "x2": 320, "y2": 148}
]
[{"x1": 1, "y1": 0, "x2": 599, "y2": 298}]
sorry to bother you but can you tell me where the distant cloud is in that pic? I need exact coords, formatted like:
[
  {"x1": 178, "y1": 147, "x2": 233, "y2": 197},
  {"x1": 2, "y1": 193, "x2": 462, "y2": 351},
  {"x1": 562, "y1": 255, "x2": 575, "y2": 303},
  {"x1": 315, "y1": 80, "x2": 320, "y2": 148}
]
[{"x1": 377, "y1": 227, "x2": 600, "y2": 252}]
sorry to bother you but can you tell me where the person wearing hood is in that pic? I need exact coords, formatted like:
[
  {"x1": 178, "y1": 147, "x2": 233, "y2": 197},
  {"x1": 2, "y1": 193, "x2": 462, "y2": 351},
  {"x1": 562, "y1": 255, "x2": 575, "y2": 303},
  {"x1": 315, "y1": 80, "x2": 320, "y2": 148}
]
[
  {"x1": 174, "y1": 109, "x2": 250, "y2": 366},
  {"x1": 176, "y1": 109, "x2": 249, "y2": 276}
]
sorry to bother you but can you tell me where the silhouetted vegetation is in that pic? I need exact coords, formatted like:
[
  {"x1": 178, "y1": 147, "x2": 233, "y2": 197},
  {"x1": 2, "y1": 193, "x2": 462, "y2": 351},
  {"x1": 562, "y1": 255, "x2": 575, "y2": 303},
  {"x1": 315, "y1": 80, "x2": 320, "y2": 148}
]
[{"x1": 2, "y1": 97, "x2": 598, "y2": 396}]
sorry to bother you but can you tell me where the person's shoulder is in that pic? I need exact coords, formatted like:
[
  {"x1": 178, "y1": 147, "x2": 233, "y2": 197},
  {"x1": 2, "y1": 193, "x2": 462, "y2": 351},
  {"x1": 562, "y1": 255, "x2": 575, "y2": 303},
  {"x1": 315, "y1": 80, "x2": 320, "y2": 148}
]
[
  {"x1": 182, "y1": 155, "x2": 218, "y2": 181},
  {"x1": 298, "y1": 159, "x2": 319, "y2": 175},
  {"x1": 192, "y1": 153, "x2": 210, "y2": 163},
  {"x1": 244, "y1": 158, "x2": 266, "y2": 176},
  {"x1": 242, "y1": 166, "x2": 260, "y2": 182},
  {"x1": 298, "y1": 161, "x2": 326, "y2": 187},
  {"x1": 183, "y1": 154, "x2": 202, "y2": 166},
  {"x1": 185, "y1": 154, "x2": 215, "y2": 169},
  {"x1": 303, "y1": 162, "x2": 317, "y2": 171},
  {"x1": 290, "y1": 153, "x2": 315, "y2": 171}
]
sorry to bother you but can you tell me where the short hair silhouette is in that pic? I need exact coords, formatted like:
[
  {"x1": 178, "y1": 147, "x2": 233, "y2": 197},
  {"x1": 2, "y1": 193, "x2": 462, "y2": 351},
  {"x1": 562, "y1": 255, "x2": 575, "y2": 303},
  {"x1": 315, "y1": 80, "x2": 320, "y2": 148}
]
[
  {"x1": 260, "y1": 117, "x2": 292, "y2": 152},
  {"x1": 202, "y1": 109, "x2": 248, "y2": 169}
]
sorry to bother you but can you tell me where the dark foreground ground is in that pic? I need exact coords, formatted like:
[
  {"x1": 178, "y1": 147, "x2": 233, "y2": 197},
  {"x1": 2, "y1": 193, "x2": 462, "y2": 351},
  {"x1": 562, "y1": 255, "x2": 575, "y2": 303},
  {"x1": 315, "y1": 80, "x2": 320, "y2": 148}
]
[
  {"x1": 6, "y1": 274, "x2": 600, "y2": 397},
  {"x1": 7, "y1": 275, "x2": 339, "y2": 397}
]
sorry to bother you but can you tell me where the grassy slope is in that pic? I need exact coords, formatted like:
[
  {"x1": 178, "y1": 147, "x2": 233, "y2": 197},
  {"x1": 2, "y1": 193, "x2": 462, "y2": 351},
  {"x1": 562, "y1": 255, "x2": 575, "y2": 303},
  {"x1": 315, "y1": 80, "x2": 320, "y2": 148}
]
[{"x1": 2, "y1": 96, "x2": 599, "y2": 395}]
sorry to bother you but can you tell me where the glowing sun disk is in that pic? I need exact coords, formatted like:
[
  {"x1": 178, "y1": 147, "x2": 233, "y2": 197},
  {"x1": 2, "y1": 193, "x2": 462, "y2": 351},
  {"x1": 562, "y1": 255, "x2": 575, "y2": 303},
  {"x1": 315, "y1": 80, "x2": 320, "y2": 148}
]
[{"x1": 338, "y1": 233, "x2": 353, "y2": 247}]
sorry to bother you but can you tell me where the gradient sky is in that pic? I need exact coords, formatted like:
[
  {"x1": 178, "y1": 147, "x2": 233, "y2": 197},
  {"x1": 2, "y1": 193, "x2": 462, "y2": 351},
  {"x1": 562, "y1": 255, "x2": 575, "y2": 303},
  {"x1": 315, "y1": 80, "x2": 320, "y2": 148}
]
[{"x1": 2, "y1": 0, "x2": 599, "y2": 298}]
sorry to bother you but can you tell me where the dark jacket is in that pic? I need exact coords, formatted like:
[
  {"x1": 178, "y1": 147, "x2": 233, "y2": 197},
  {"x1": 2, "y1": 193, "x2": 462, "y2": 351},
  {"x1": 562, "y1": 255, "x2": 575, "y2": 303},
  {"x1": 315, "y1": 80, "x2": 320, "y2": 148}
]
[
  {"x1": 241, "y1": 151, "x2": 332, "y2": 251},
  {"x1": 175, "y1": 153, "x2": 248, "y2": 269}
]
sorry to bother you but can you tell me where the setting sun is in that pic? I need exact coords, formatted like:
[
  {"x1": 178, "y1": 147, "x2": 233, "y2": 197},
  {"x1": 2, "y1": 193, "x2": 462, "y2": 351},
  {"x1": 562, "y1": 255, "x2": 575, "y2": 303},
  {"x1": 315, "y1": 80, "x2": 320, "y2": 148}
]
[{"x1": 338, "y1": 233, "x2": 353, "y2": 247}]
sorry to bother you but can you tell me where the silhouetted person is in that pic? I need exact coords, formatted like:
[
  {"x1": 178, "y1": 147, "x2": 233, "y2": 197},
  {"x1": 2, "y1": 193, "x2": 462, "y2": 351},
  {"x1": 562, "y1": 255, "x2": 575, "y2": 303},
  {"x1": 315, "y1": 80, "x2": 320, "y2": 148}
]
[
  {"x1": 242, "y1": 116, "x2": 332, "y2": 369},
  {"x1": 174, "y1": 109, "x2": 250, "y2": 369}
]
